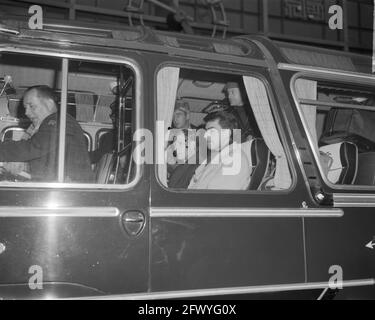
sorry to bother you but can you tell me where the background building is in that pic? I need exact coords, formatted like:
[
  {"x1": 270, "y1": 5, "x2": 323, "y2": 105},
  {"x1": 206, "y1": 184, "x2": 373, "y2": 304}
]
[{"x1": 0, "y1": 0, "x2": 373, "y2": 54}]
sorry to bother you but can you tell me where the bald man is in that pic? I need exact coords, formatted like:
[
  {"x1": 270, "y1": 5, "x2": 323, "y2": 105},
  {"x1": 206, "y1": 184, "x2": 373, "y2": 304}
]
[{"x1": 0, "y1": 85, "x2": 93, "y2": 182}]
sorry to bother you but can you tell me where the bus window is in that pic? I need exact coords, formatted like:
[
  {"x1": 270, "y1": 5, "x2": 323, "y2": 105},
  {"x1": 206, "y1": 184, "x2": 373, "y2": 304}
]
[
  {"x1": 67, "y1": 60, "x2": 135, "y2": 185},
  {"x1": 294, "y1": 77, "x2": 375, "y2": 187},
  {"x1": 156, "y1": 66, "x2": 292, "y2": 191},
  {"x1": 0, "y1": 52, "x2": 137, "y2": 186}
]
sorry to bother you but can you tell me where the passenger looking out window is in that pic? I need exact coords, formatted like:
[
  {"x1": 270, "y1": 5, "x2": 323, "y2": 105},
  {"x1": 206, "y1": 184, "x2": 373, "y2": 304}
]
[
  {"x1": 167, "y1": 129, "x2": 200, "y2": 189},
  {"x1": 157, "y1": 67, "x2": 292, "y2": 191},
  {"x1": 166, "y1": 100, "x2": 200, "y2": 184},
  {"x1": 0, "y1": 85, "x2": 94, "y2": 182},
  {"x1": 172, "y1": 100, "x2": 196, "y2": 130},
  {"x1": 188, "y1": 111, "x2": 251, "y2": 190}
]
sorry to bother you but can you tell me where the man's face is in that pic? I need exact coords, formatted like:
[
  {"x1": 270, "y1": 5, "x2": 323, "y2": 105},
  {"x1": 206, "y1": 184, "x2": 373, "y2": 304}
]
[
  {"x1": 23, "y1": 89, "x2": 51, "y2": 126},
  {"x1": 227, "y1": 87, "x2": 244, "y2": 107},
  {"x1": 173, "y1": 109, "x2": 189, "y2": 129},
  {"x1": 204, "y1": 119, "x2": 231, "y2": 152}
]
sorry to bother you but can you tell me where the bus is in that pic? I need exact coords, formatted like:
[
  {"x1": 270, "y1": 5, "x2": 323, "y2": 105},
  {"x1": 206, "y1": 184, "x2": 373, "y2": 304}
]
[{"x1": 0, "y1": 18, "x2": 374, "y2": 299}]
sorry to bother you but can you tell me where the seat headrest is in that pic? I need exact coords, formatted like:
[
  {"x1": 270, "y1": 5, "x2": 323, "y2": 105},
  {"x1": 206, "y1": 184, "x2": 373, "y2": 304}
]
[
  {"x1": 355, "y1": 152, "x2": 375, "y2": 185},
  {"x1": 319, "y1": 141, "x2": 358, "y2": 184},
  {"x1": 241, "y1": 138, "x2": 270, "y2": 190}
]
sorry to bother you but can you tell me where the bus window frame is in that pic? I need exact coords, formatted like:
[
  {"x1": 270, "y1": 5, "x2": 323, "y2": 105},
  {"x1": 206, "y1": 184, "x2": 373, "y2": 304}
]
[
  {"x1": 154, "y1": 61, "x2": 297, "y2": 195},
  {"x1": 0, "y1": 46, "x2": 143, "y2": 190},
  {"x1": 289, "y1": 66, "x2": 375, "y2": 192}
]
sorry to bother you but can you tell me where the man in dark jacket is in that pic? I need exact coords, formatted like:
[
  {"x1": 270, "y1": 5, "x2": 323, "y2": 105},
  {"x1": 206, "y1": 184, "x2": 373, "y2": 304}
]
[
  {"x1": 0, "y1": 85, "x2": 93, "y2": 182},
  {"x1": 89, "y1": 99, "x2": 118, "y2": 165},
  {"x1": 168, "y1": 129, "x2": 200, "y2": 189}
]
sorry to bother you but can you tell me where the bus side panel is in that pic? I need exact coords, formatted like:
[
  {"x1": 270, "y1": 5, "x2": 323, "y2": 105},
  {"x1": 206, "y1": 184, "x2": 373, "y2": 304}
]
[
  {"x1": 151, "y1": 216, "x2": 305, "y2": 292},
  {"x1": 305, "y1": 210, "x2": 375, "y2": 298},
  {"x1": 0, "y1": 187, "x2": 150, "y2": 299}
]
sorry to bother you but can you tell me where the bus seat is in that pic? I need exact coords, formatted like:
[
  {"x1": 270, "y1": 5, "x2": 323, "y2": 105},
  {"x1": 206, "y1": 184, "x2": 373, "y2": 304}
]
[
  {"x1": 95, "y1": 153, "x2": 114, "y2": 184},
  {"x1": 0, "y1": 126, "x2": 26, "y2": 142},
  {"x1": 83, "y1": 131, "x2": 92, "y2": 151},
  {"x1": 75, "y1": 93, "x2": 94, "y2": 122},
  {"x1": 0, "y1": 96, "x2": 9, "y2": 118},
  {"x1": 241, "y1": 138, "x2": 270, "y2": 190},
  {"x1": 354, "y1": 152, "x2": 375, "y2": 185},
  {"x1": 319, "y1": 141, "x2": 358, "y2": 184}
]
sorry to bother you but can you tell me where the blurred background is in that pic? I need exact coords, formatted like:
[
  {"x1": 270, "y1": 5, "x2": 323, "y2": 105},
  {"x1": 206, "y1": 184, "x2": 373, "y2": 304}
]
[{"x1": 0, "y1": 0, "x2": 373, "y2": 54}]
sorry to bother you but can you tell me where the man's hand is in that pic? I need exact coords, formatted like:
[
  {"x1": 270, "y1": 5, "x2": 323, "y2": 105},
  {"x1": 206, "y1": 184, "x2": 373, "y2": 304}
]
[{"x1": 2, "y1": 162, "x2": 29, "y2": 175}]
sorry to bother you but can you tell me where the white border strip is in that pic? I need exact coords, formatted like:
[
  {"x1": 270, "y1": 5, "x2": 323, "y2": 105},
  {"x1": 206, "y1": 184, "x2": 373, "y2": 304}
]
[
  {"x1": 0, "y1": 207, "x2": 119, "y2": 217},
  {"x1": 150, "y1": 207, "x2": 344, "y2": 218},
  {"x1": 67, "y1": 279, "x2": 374, "y2": 300}
]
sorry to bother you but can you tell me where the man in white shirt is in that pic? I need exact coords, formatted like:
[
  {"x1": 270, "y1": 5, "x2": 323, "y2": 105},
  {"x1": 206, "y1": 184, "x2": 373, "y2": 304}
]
[{"x1": 188, "y1": 111, "x2": 250, "y2": 190}]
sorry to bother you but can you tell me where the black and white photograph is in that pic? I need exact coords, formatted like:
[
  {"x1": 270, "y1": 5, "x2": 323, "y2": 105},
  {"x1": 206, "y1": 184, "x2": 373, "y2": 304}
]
[{"x1": 0, "y1": 0, "x2": 374, "y2": 306}]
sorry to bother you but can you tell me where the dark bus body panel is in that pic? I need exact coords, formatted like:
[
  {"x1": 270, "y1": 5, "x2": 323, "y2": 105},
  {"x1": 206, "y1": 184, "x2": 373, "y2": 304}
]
[
  {"x1": 0, "y1": 22, "x2": 373, "y2": 299},
  {"x1": 280, "y1": 65, "x2": 375, "y2": 297},
  {"x1": 270, "y1": 41, "x2": 375, "y2": 299},
  {"x1": 150, "y1": 217, "x2": 305, "y2": 291},
  {"x1": 305, "y1": 213, "x2": 375, "y2": 280},
  {"x1": 147, "y1": 51, "x2": 311, "y2": 293},
  {"x1": 0, "y1": 181, "x2": 151, "y2": 298}
]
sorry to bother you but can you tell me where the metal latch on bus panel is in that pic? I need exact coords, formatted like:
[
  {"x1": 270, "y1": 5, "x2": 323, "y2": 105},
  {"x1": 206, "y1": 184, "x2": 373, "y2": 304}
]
[{"x1": 121, "y1": 210, "x2": 145, "y2": 236}]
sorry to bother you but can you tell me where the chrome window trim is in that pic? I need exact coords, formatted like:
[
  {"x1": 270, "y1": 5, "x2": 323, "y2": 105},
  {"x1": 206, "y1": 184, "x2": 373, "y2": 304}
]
[
  {"x1": 0, "y1": 45, "x2": 143, "y2": 190},
  {"x1": 288, "y1": 67, "x2": 375, "y2": 192},
  {"x1": 252, "y1": 40, "x2": 316, "y2": 203},
  {"x1": 150, "y1": 207, "x2": 343, "y2": 218},
  {"x1": 333, "y1": 193, "x2": 375, "y2": 207},
  {"x1": 67, "y1": 278, "x2": 374, "y2": 300},
  {"x1": 299, "y1": 98, "x2": 375, "y2": 112},
  {"x1": 58, "y1": 58, "x2": 69, "y2": 183},
  {"x1": 0, "y1": 206, "x2": 119, "y2": 217},
  {"x1": 278, "y1": 63, "x2": 375, "y2": 81}
]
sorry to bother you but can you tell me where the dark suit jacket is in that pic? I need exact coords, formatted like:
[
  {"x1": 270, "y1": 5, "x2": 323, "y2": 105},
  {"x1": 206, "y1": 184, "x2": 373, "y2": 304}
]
[
  {"x1": 0, "y1": 113, "x2": 94, "y2": 182},
  {"x1": 168, "y1": 163, "x2": 199, "y2": 189}
]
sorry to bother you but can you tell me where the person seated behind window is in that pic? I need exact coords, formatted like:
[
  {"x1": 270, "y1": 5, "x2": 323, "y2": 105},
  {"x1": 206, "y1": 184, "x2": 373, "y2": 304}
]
[
  {"x1": 90, "y1": 99, "x2": 117, "y2": 164},
  {"x1": 166, "y1": 100, "x2": 197, "y2": 175},
  {"x1": 172, "y1": 100, "x2": 196, "y2": 130},
  {"x1": 90, "y1": 99, "x2": 132, "y2": 170},
  {"x1": 223, "y1": 81, "x2": 258, "y2": 140},
  {"x1": 0, "y1": 85, "x2": 94, "y2": 182},
  {"x1": 167, "y1": 129, "x2": 200, "y2": 189},
  {"x1": 188, "y1": 111, "x2": 251, "y2": 190}
]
